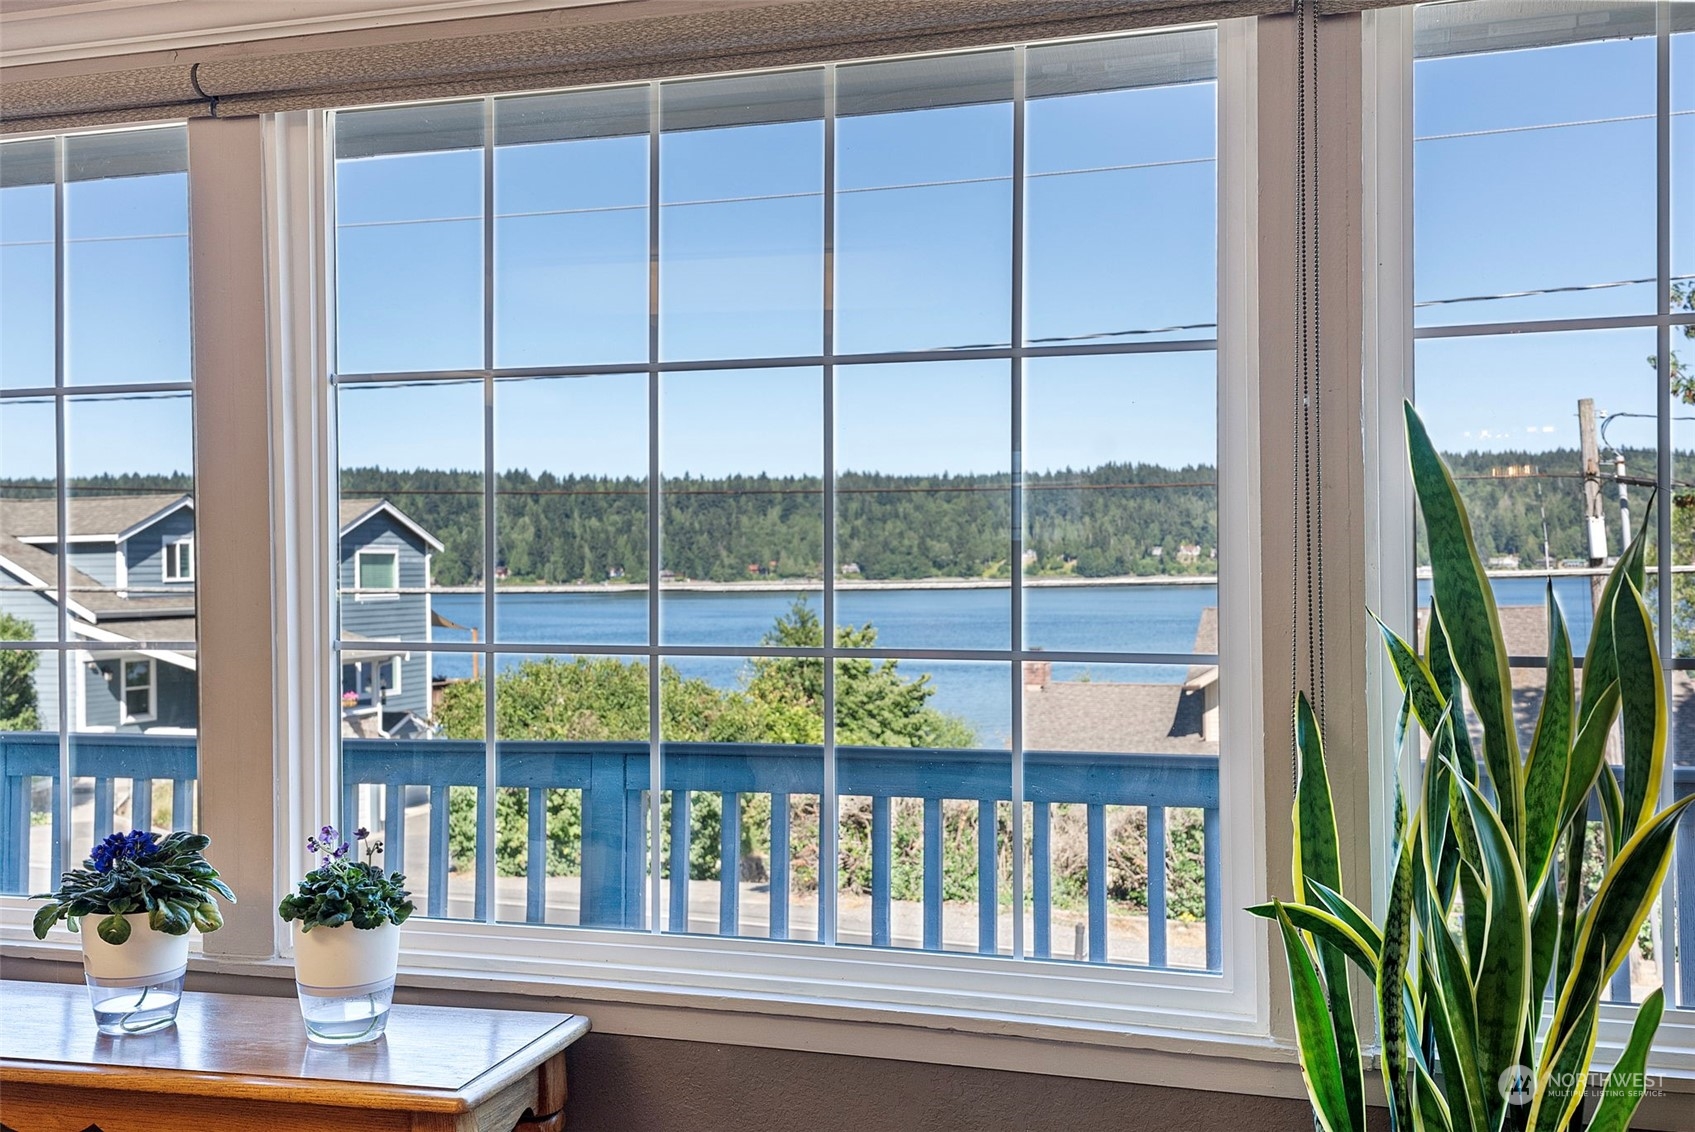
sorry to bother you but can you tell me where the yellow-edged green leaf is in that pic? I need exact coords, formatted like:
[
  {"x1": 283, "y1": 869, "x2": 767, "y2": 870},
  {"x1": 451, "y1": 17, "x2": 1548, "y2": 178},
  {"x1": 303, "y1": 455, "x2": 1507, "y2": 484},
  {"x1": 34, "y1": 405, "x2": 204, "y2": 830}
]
[
  {"x1": 1378, "y1": 826, "x2": 1419, "y2": 1132},
  {"x1": 1586, "y1": 989, "x2": 1665, "y2": 1132},
  {"x1": 1248, "y1": 901, "x2": 1379, "y2": 977},
  {"x1": 1529, "y1": 938, "x2": 1606, "y2": 1132},
  {"x1": 1612, "y1": 579, "x2": 1666, "y2": 842},
  {"x1": 1310, "y1": 881, "x2": 1385, "y2": 961},
  {"x1": 1405, "y1": 401, "x2": 1521, "y2": 847},
  {"x1": 1375, "y1": 611, "x2": 1449, "y2": 738},
  {"x1": 1294, "y1": 692, "x2": 1342, "y2": 900},
  {"x1": 1453, "y1": 774, "x2": 1531, "y2": 1132},
  {"x1": 1527, "y1": 878, "x2": 1561, "y2": 1040},
  {"x1": 1522, "y1": 584, "x2": 1573, "y2": 898},
  {"x1": 1413, "y1": 1058, "x2": 1454, "y2": 1132},
  {"x1": 1579, "y1": 511, "x2": 1648, "y2": 730},
  {"x1": 1562, "y1": 682, "x2": 1620, "y2": 834},
  {"x1": 1551, "y1": 794, "x2": 1695, "y2": 1050},
  {"x1": 1554, "y1": 816, "x2": 1586, "y2": 1009},
  {"x1": 1425, "y1": 612, "x2": 1479, "y2": 784},
  {"x1": 1597, "y1": 768, "x2": 1625, "y2": 860},
  {"x1": 1274, "y1": 902, "x2": 1359, "y2": 1132},
  {"x1": 1422, "y1": 938, "x2": 1484, "y2": 1132},
  {"x1": 1291, "y1": 695, "x2": 1369, "y2": 1130}
]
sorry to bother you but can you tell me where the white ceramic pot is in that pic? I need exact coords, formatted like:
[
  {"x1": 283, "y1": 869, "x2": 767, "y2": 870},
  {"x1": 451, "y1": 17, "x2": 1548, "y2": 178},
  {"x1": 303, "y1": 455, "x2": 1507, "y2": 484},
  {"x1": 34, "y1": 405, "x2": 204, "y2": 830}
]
[
  {"x1": 292, "y1": 920, "x2": 400, "y2": 994},
  {"x1": 80, "y1": 913, "x2": 191, "y2": 981}
]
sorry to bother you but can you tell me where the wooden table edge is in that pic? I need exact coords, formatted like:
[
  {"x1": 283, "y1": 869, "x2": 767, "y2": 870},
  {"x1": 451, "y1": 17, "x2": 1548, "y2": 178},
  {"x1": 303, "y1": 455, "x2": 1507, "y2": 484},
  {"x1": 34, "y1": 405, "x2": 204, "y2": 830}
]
[
  {"x1": 456, "y1": 1014, "x2": 590, "y2": 1109},
  {"x1": 0, "y1": 1012, "x2": 587, "y2": 1116}
]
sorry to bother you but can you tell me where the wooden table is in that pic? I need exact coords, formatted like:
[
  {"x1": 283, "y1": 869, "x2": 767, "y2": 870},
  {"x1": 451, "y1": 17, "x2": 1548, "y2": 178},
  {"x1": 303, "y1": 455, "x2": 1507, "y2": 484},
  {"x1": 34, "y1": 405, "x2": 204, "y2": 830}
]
[{"x1": 0, "y1": 980, "x2": 587, "y2": 1131}]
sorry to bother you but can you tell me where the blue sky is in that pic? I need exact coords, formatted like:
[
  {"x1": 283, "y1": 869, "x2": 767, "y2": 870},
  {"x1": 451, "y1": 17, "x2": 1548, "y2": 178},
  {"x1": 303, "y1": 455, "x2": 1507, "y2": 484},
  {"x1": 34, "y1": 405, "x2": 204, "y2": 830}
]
[{"x1": 2, "y1": 28, "x2": 1691, "y2": 486}]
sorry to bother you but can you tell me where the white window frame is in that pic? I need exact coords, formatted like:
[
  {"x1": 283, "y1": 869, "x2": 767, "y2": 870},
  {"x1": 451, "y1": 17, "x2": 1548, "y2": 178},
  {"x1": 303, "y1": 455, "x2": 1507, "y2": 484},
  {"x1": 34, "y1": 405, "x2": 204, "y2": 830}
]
[
  {"x1": 1361, "y1": 2, "x2": 1695, "y2": 1073},
  {"x1": 263, "y1": 18, "x2": 1271, "y2": 1043},
  {"x1": 353, "y1": 547, "x2": 400, "y2": 598},
  {"x1": 163, "y1": 534, "x2": 195, "y2": 582},
  {"x1": 121, "y1": 657, "x2": 156, "y2": 724}
]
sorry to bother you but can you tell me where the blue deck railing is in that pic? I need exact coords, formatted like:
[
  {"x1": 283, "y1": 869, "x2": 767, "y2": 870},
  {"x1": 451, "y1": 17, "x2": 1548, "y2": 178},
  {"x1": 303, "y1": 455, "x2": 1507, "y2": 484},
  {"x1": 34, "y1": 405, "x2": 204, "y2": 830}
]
[
  {"x1": 0, "y1": 732, "x2": 197, "y2": 892},
  {"x1": 340, "y1": 739, "x2": 1223, "y2": 968},
  {"x1": 5, "y1": 731, "x2": 1693, "y2": 995}
]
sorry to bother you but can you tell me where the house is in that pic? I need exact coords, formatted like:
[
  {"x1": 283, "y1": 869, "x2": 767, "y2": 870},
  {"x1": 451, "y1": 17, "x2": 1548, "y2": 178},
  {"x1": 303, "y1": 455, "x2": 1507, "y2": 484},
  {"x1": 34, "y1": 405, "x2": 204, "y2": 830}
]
[
  {"x1": 336, "y1": 499, "x2": 443, "y2": 736},
  {"x1": 1023, "y1": 608, "x2": 1220, "y2": 755},
  {"x1": 0, "y1": 494, "x2": 440, "y2": 736}
]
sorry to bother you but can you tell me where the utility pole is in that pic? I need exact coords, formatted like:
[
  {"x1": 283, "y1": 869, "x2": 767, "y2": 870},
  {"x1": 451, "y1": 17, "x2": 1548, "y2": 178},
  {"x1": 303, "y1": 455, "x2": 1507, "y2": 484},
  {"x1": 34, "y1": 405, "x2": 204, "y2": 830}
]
[
  {"x1": 1579, "y1": 398, "x2": 1606, "y2": 609},
  {"x1": 1615, "y1": 450, "x2": 1631, "y2": 550}
]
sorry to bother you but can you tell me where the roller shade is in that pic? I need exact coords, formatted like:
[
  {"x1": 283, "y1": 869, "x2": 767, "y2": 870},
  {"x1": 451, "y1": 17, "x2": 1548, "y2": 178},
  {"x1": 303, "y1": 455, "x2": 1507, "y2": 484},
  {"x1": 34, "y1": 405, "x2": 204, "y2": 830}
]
[
  {"x1": 1319, "y1": 0, "x2": 1693, "y2": 47},
  {"x1": 1, "y1": 0, "x2": 1290, "y2": 135}
]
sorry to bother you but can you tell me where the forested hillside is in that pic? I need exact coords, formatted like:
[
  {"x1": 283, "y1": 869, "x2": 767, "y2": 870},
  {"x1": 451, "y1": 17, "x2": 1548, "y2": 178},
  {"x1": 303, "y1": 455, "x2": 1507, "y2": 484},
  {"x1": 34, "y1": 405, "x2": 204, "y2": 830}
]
[
  {"x1": 3, "y1": 444, "x2": 1667, "y2": 585},
  {"x1": 335, "y1": 464, "x2": 1222, "y2": 585}
]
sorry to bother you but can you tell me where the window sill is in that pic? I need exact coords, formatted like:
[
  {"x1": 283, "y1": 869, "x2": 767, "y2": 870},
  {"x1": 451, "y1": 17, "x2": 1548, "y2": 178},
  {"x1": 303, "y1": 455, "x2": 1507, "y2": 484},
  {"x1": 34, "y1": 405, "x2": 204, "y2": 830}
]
[
  {"x1": 1, "y1": 932, "x2": 1301, "y2": 1097},
  {"x1": 3, "y1": 931, "x2": 1691, "y2": 1128}
]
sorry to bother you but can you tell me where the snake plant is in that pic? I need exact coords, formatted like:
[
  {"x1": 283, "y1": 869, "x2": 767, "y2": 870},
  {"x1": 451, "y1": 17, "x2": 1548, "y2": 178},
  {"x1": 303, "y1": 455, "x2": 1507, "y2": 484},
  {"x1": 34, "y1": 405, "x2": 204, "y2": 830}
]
[{"x1": 1252, "y1": 402, "x2": 1693, "y2": 1132}]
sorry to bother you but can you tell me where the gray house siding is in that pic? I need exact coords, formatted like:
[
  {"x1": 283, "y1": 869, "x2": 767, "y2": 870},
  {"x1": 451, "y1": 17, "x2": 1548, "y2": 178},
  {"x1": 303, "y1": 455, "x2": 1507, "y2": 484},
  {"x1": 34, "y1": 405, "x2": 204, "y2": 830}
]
[
  {"x1": 126, "y1": 508, "x2": 195, "y2": 589},
  {"x1": 65, "y1": 543, "x2": 119, "y2": 590},
  {"x1": 0, "y1": 568, "x2": 59, "y2": 732},
  {"x1": 339, "y1": 513, "x2": 431, "y2": 716},
  {"x1": 81, "y1": 656, "x2": 197, "y2": 733}
]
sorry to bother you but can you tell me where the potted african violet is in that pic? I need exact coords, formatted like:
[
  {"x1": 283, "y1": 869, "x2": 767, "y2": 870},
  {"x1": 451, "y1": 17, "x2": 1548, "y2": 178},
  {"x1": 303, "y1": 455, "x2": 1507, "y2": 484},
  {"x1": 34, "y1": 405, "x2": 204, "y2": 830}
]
[
  {"x1": 32, "y1": 829, "x2": 235, "y2": 1035},
  {"x1": 278, "y1": 824, "x2": 414, "y2": 1044}
]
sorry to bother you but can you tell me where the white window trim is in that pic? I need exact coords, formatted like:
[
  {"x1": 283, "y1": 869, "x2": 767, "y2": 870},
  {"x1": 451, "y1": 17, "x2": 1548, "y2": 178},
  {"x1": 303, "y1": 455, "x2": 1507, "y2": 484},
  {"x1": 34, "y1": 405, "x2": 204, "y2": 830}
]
[
  {"x1": 353, "y1": 546, "x2": 400, "y2": 600},
  {"x1": 163, "y1": 534, "x2": 195, "y2": 582},
  {"x1": 1359, "y1": 4, "x2": 1695, "y2": 1071},
  {"x1": 121, "y1": 656, "x2": 156, "y2": 725},
  {"x1": 250, "y1": 18, "x2": 1272, "y2": 1045}
]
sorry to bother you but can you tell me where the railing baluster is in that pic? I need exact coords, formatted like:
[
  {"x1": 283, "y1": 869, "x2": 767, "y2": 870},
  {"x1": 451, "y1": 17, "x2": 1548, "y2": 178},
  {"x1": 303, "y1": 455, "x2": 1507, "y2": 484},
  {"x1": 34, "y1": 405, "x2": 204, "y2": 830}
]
[
  {"x1": 133, "y1": 778, "x2": 153, "y2": 830},
  {"x1": 1087, "y1": 803, "x2": 1106, "y2": 963},
  {"x1": 720, "y1": 791, "x2": 740, "y2": 936},
  {"x1": 1, "y1": 772, "x2": 24, "y2": 891},
  {"x1": 977, "y1": 799, "x2": 996, "y2": 955},
  {"x1": 93, "y1": 777, "x2": 113, "y2": 841},
  {"x1": 1608, "y1": 962, "x2": 1632, "y2": 1003},
  {"x1": 1205, "y1": 804, "x2": 1222, "y2": 972},
  {"x1": 526, "y1": 786, "x2": 547, "y2": 924},
  {"x1": 172, "y1": 777, "x2": 192, "y2": 830},
  {"x1": 1146, "y1": 806, "x2": 1167, "y2": 968},
  {"x1": 428, "y1": 784, "x2": 449, "y2": 917},
  {"x1": 624, "y1": 785, "x2": 646, "y2": 930},
  {"x1": 49, "y1": 774, "x2": 63, "y2": 882},
  {"x1": 580, "y1": 751, "x2": 630, "y2": 929},
  {"x1": 1678, "y1": 779, "x2": 1695, "y2": 1008},
  {"x1": 1033, "y1": 802, "x2": 1051, "y2": 959},
  {"x1": 670, "y1": 790, "x2": 690, "y2": 933},
  {"x1": 339, "y1": 778, "x2": 356, "y2": 844},
  {"x1": 872, "y1": 795, "x2": 891, "y2": 948},
  {"x1": 770, "y1": 793, "x2": 790, "y2": 940},
  {"x1": 384, "y1": 781, "x2": 406, "y2": 892},
  {"x1": 923, "y1": 798, "x2": 942, "y2": 951}
]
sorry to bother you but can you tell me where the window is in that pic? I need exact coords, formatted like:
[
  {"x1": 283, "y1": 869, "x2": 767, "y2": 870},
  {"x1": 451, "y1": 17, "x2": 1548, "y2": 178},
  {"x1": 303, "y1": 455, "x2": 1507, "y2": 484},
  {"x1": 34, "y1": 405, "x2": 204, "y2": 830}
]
[
  {"x1": 122, "y1": 658, "x2": 155, "y2": 722},
  {"x1": 0, "y1": 125, "x2": 199, "y2": 894},
  {"x1": 1407, "y1": 0, "x2": 1693, "y2": 1011},
  {"x1": 341, "y1": 658, "x2": 401, "y2": 707},
  {"x1": 355, "y1": 548, "x2": 399, "y2": 592},
  {"x1": 163, "y1": 535, "x2": 193, "y2": 582},
  {"x1": 328, "y1": 23, "x2": 1244, "y2": 996}
]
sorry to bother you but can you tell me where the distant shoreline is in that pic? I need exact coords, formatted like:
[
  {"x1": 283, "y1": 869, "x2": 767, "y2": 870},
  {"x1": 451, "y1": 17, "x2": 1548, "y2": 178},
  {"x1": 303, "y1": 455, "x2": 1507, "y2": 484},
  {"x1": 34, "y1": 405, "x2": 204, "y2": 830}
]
[{"x1": 436, "y1": 575, "x2": 1221, "y2": 595}]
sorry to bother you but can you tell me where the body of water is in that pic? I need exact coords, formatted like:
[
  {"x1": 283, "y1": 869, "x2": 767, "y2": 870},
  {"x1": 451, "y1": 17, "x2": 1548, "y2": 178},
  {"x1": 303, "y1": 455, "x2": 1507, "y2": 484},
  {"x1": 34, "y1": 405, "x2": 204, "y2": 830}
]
[{"x1": 429, "y1": 576, "x2": 1596, "y2": 744}]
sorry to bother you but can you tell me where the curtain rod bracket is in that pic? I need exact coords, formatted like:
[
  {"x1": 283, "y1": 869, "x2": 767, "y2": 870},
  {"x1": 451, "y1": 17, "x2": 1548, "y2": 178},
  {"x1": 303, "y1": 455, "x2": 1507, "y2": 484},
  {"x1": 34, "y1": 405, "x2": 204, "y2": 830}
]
[{"x1": 189, "y1": 63, "x2": 219, "y2": 119}]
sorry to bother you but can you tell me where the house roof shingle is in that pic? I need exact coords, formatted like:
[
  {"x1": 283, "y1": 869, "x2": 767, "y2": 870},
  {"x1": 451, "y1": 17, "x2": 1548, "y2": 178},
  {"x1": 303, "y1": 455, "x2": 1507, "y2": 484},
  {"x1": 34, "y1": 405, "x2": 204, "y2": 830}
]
[{"x1": 0, "y1": 494, "x2": 189, "y2": 540}]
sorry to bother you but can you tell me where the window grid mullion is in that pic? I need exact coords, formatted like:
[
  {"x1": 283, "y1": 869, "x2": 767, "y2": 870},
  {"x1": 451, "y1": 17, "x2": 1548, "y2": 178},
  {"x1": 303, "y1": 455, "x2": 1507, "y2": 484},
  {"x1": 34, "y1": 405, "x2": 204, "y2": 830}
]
[
  {"x1": 820, "y1": 61, "x2": 840, "y2": 947},
  {"x1": 1009, "y1": 44, "x2": 1027, "y2": 963},
  {"x1": 480, "y1": 94, "x2": 498, "y2": 925},
  {"x1": 647, "y1": 79, "x2": 664, "y2": 936},
  {"x1": 54, "y1": 134, "x2": 72, "y2": 883}
]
